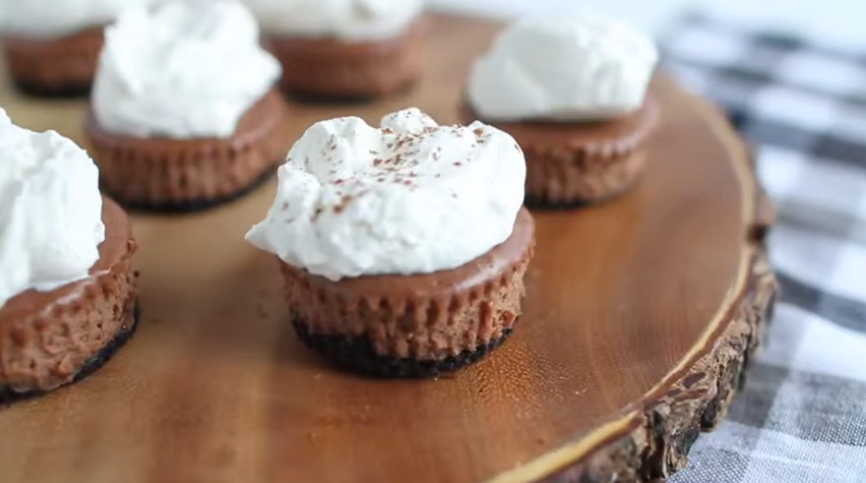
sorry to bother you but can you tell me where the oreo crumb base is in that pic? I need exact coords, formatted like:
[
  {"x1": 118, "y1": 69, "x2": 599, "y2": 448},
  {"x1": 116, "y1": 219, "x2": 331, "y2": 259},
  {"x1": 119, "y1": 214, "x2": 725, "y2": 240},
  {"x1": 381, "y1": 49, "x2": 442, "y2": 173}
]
[
  {"x1": 103, "y1": 166, "x2": 276, "y2": 214},
  {"x1": 0, "y1": 302, "x2": 141, "y2": 406},
  {"x1": 293, "y1": 320, "x2": 514, "y2": 378},
  {"x1": 524, "y1": 196, "x2": 594, "y2": 211},
  {"x1": 524, "y1": 181, "x2": 638, "y2": 211},
  {"x1": 13, "y1": 79, "x2": 92, "y2": 99}
]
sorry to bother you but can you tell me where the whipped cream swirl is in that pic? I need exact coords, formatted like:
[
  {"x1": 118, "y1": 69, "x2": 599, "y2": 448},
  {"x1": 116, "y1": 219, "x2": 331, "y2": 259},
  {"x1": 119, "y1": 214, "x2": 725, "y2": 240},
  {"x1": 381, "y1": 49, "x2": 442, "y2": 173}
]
[
  {"x1": 0, "y1": 0, "x2": 154, "y2": 39},
  {"x1": 92, "y1": 0, "x2": 282, "y2": 139},
  {"x1": 242, "y1": 0, "x2": 423, "y2": 41},
  {"x1": 0, "y1": 109, "x2": 105, "y2": 310},
  {"x1": 246, "y1": 108, "x2": 526, "y2": 281},
  {"x1": 468, "y1": 14, "x2": 659, "y2": 122}
]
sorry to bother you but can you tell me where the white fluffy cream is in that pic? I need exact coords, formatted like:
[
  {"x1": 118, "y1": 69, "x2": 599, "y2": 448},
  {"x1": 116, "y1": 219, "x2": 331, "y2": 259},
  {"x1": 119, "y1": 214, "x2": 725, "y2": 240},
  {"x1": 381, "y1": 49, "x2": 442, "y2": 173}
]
[
  {"x1": 0, "y1": 0, "x2": 154, "y2": 39},
  {"x1": 242, "y1": 0, "x2": 423, "y2": 41},
  {"x1": 92, "y1": 0, "x2": 282, "y2": 139},
  {"x1": 468, "y1": 14, "x2": 659, "y2": 122},
  {"x1": 246, "y1": 108, "x2": 526, "y2": 281},
  {"x1": 0, "y1": 109, "x2": 105, "y2": 310}
]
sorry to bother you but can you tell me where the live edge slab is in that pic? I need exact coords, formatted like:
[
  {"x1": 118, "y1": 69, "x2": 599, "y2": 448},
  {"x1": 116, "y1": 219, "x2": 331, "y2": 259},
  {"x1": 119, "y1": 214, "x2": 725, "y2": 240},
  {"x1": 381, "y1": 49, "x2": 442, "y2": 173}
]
[{"x1": 0, "y1": 14, "x2": 777, "y2": 483}]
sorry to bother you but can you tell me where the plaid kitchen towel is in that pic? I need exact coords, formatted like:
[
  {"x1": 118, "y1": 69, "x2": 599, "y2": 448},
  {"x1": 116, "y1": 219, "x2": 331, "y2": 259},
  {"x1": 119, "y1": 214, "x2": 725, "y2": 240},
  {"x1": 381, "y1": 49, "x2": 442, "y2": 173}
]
[{"x1": 661, "y1": 12, "x2": 866, "y2": 483}]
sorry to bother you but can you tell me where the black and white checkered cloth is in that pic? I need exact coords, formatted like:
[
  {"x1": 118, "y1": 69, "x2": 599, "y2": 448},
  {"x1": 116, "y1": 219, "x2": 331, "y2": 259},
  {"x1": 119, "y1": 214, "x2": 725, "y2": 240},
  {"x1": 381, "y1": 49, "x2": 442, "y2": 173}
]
[{"x1": 661, "y1": 12, "x2": 866, "y2": 483}]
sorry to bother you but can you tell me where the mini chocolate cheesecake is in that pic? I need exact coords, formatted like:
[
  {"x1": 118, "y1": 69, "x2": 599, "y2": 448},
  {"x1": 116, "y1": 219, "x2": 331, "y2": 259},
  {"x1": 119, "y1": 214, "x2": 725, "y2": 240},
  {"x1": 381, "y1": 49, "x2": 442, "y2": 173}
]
[
  {"x1": 284, "y1": 208, "x2": 535, "y2": 377},
  {"x1": 2, "y1": 27, "x2": 103, "y2": 97},
  {"x1": 464, "y1": 15, "x2": 660, "y2": 207},
  {"x1": 0, "y1": 198, "x2": 138, "y2": 403},
  {"x1": 84, "y1": 89, "x2": 288, "y2": 212},
  {"x1": 462, "y1": 95, "x2": 659, "y2": 207},
  {"x1": 247, "y1": 108, "x2": 532, "y2": 377},
  {"x1": 265, "y1": 20, "x2": 425, "y2": 102},
  {"x1": 82, "y1": 0, "x2": 287, "y2": 212}
]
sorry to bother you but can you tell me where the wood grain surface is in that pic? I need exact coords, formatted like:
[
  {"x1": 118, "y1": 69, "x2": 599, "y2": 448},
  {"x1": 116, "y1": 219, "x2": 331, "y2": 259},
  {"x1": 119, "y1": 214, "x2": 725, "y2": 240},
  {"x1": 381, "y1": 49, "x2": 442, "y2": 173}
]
[{"x1": 0, "y1": 14, "x2": 777, "y2": 483}]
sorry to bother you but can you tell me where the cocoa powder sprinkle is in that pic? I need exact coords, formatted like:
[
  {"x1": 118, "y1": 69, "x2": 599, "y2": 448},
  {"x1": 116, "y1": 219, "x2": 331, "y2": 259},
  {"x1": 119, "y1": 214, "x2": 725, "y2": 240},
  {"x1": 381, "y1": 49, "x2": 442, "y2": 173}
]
[{"x1": 333, "y1": 194, "x2": 353, "y2": 214}]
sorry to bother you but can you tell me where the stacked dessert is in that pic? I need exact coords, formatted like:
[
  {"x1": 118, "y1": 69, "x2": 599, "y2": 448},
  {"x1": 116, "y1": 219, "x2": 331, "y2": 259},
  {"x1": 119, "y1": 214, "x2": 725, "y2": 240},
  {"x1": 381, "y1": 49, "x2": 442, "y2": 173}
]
[
  {"x1": 244, "y1": 0, "x2": 426, "y2": 100},
  {"x1": 0, "y1": 0, "x2": 154, "y2": 96},
  {"x1": 464, "y1": 15, "x2": 660, "y2": 207},
  {"x1": 247, "y1": 108, "x2": 535, "y2": 376},
  {"x1": 83, "y1": 0, "x2": 288, "y2": 211},
  {"x1": 0, "y1": 109, "x2": 138, "y2": 402}
]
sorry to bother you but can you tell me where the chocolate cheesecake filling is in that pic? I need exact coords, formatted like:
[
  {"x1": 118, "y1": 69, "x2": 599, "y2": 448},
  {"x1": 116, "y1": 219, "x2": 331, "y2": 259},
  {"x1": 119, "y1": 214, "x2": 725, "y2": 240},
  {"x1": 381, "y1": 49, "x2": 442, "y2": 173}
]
[
  {"x1": 84, "y1": 90, "x2": 288, "y2": 212},
  {"x1": 0, "y1": 198, "x2": 138, "y2": 398},
  {"x1": 463, "y1": 96, "x2": 659, "y2": 205},
  {"x1": 2, "y1": 27, "x2": 104, "y2": 97},
  {"x1": 282, "y1": 207, "x2": 535, "y2": 377},
  {"x1": 462, "y1": 94, "x2": 659, "y2": 152},
  {"x1": 265, "y1": 20, "x2": 426, "y2": 101}
]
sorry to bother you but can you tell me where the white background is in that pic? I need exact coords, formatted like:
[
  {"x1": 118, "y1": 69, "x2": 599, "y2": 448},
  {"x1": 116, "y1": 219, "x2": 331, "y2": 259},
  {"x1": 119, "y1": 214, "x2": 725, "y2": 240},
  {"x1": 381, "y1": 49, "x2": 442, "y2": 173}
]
[{"x1": 431, "y1": 0, "x2": 866, "y2": 50}]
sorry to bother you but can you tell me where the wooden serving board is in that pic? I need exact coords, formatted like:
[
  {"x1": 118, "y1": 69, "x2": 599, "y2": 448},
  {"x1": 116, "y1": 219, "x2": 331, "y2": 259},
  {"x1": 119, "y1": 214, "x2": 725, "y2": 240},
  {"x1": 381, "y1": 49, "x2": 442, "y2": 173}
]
[{"x1": 0, "y1": 14, "x2": 777, "y2": 483}]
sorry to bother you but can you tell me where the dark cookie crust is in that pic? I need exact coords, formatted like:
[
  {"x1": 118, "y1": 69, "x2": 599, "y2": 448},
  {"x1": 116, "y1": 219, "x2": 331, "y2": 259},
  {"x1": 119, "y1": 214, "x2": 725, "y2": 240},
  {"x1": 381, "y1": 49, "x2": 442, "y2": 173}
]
[
  {"x1": 524, "y1": 178, "x2": 639, "y2": 210},
  {"x1": 0, "y1": 303, "x2": 140, "y2": 406},
  {"x1": 293, "y1": 320, "x2": 514, "y2": 378},
  {"x1": 12, "y1": 79, "x2": 91, "y2": 99},
  {"x1": 524, "y1": 197, "x2": 592, "y2": 211}
]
